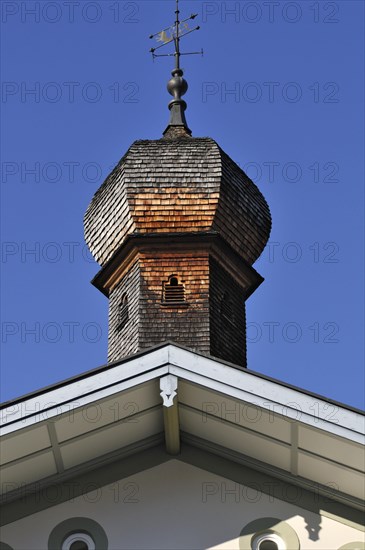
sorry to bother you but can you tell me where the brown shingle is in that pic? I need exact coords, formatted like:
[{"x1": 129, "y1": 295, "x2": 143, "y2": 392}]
[{"x1": 84, "y1": 138, "x2": 271, "y2": 268}]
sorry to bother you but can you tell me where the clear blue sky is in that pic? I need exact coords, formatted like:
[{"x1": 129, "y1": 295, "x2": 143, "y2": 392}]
[{"x1": 1, "y1": 0, "x2": 364, "y2": 409}]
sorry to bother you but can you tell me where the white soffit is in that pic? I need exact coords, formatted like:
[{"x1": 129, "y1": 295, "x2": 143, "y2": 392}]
[
  {"x1": 178, "y1": 379, "x2": 292, "y2": 443},
  {"x1": 180, "y1": 405, "x2": 291, "y2": 472},
  {"x1": 60, "y1": 408, "x2": 163, "y2": 470},
  {"x1": 298, "y1": 425, "x2": 364, "y2": 471},
  {"x1": 1, "y1": 344, "x2": 364, "y2": 445},
  {"x1": 298, "y1": 451, "x2": 364, "y2": 501},
  {"x1": 2, "y1": 344, "x2": 365, "y2": 504},
  {"x1": 0, "y1": 343, "x2": 364, "y2": 504},
  {"x1": 1, "y1": 451, "x2": 57, "y2": 489},
  {"x1": 0, "y1": 424, "x2": 51, "y2": 466},
  {"x1": 55, "y1": 379, "x2": 160, "y2": 442}
]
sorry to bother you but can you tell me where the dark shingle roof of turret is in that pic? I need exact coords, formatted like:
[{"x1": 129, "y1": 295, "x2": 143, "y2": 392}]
[{"x1": 84, "y1": 137, "x2": 271, "y2": 266}]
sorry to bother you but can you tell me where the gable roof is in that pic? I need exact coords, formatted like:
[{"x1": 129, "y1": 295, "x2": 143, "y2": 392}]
[{"x1": 1, "y1": 342, "x2": 364, "y2": 525}]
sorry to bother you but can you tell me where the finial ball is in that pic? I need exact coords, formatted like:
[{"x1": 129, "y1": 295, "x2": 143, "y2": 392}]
[{"x1": 167, "y1": 72, "x2": 188, "y2": 99}]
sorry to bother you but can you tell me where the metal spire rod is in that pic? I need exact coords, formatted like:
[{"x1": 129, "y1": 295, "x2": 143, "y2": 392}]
[
  {"x1": 174, "y1": 0, "x2": 180, "y2": 70},
  {"x1": 149, "y1": 0, "x2": 203, "y2": 138}
]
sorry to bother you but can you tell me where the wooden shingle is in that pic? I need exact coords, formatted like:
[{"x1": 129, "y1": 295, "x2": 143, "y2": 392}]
[{"x1": 84, "y1": 138, "x2": 271, "y2": 268}]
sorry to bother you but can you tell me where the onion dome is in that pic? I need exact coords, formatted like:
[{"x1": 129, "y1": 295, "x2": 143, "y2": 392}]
[{"x1": 84, "y1": 138, "x2": 271, "y2": 268}]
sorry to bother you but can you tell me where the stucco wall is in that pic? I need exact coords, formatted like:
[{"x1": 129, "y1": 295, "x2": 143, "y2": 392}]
[{"x1": 1, "y1": 460, "x2": 362, "y2": 550}]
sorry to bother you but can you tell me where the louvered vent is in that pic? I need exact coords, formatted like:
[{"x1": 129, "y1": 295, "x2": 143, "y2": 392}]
[
  {"x1": 117, "y1": 294, "x2": 129, "y2": 330},
  {"x1": 163, "y1": 276, "x2": 186, "y2": 304}
]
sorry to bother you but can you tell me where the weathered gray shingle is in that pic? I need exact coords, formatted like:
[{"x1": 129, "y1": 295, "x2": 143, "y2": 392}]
[{"x1": 84, "y1": 137, "x2": 271, "y2": 267}]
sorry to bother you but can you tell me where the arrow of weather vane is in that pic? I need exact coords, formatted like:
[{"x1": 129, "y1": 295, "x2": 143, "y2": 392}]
[{"x1": 149, "y1": 0, "x2": 203, "y2": 64}]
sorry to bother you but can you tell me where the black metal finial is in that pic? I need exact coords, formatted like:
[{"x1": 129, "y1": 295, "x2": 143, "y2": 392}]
[{"x1": 149, "y1": 0, "x2": 203, "y2": 137}]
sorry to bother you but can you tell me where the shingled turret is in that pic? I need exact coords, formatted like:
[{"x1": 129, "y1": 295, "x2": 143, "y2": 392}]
[
  {"x1": 84, "y1": 135, "x2": 271, "y2": 366},
  {"x1": 84, "y1": 3, "x2": 271, "y2": 367}
]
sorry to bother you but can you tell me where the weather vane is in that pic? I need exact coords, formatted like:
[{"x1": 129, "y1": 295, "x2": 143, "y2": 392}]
[
  {"x1": 149, "y1": 0, "x2": 203, "y2": 65},
  {"x1": 149, "y1": 0, "x2": 203, "y2": 137}
]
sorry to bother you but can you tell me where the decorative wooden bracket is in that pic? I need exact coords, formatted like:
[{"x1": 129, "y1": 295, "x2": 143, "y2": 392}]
[{"x1": 160, "y1": 375, "x2": 180, "y2": 455}]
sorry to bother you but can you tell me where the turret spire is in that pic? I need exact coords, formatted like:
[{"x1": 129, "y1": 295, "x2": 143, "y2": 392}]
[{"x1": 149, "y1": 0, "x2": 203, "y2": 138}]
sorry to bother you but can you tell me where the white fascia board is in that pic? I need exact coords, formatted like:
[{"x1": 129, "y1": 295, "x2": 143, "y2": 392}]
[
  {"x1": 1, "y1": 345, "x2": 364, "y2": 446},
  {"x1": 0, "y1": 346, "x2": 170, "y2": 434},
  {"x1": 166, "y1": 346, "x2": 365, "y2": 444}
]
